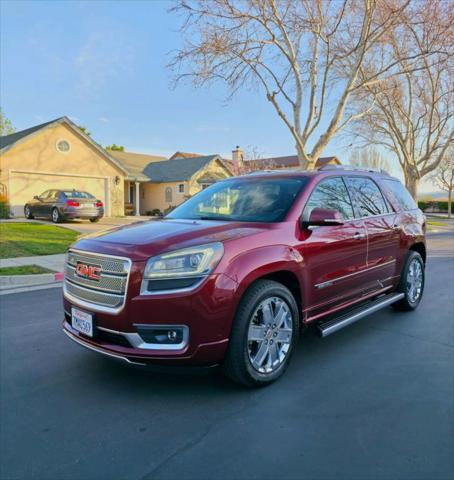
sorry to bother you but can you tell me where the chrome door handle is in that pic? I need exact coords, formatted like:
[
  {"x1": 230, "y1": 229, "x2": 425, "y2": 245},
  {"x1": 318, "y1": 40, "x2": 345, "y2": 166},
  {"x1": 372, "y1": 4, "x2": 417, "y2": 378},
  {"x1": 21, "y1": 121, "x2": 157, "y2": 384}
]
[{"x1": 353, "y1": 232, "x2": 366, "y2": 240}]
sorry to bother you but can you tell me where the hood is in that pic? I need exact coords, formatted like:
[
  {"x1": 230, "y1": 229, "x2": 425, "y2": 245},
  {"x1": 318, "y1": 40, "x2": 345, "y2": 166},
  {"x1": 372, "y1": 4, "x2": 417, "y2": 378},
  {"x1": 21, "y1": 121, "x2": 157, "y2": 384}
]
[{"x1": 72, "y1": 219, "x2": 270, "y2": 261}]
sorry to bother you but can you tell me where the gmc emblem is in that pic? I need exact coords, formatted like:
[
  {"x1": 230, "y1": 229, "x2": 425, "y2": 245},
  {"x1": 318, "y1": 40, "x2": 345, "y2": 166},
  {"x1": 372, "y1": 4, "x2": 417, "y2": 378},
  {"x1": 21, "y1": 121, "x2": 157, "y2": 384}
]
[{"x1": 75, "y1": 262, "x2": 102, "y2": 281}]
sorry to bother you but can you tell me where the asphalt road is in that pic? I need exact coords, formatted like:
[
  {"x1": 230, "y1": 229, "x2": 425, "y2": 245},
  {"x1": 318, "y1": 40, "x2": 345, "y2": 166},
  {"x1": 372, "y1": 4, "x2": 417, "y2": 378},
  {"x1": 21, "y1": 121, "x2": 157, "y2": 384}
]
[{"x1": 1, "y1": 231, "x2": 453, "y2": 480}]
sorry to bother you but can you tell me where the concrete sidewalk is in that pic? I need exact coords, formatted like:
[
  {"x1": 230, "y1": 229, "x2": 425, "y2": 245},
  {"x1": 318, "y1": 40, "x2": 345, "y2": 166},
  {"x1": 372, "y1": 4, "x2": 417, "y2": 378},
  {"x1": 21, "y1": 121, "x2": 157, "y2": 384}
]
[{"x1": 0, "y1": 253, "x2": 66, "y2": 271}]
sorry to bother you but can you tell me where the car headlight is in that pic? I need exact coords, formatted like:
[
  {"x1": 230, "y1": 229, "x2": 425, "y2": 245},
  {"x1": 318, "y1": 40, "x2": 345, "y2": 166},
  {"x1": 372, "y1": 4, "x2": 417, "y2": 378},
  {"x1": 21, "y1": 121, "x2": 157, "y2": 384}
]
[{"x1": 141, "y1": 243, "x2": 224, "y2": 294}]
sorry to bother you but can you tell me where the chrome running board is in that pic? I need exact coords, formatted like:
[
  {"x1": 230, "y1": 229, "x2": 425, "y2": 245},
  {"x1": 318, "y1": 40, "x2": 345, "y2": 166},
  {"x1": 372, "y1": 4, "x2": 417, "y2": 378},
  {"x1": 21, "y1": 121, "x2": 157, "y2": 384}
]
[{"x1": 317, "y1": 292, "x2": 405, "y2": 337}]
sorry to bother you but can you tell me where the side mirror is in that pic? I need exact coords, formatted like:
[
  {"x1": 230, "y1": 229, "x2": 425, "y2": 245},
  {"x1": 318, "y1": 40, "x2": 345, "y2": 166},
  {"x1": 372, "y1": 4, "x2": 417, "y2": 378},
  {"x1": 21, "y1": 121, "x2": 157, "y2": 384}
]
[
  {"x1": 302, "y1": 208, "x2": 344, "y2": 228},
  {"x1": 33, "y1": 195, "x2": 40, "y2": 201}
]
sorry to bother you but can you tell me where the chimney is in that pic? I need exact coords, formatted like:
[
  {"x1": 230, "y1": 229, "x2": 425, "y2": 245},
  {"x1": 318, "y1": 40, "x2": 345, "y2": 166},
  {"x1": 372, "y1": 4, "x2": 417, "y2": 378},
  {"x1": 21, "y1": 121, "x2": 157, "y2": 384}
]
[{"x1": 232, "y1": 146, "x2": 244, "y2": 166}]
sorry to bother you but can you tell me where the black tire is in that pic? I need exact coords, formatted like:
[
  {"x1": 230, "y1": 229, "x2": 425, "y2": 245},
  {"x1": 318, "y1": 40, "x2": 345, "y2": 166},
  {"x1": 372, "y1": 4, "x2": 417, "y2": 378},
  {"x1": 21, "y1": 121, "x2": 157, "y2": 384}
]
[
  {"x1": 223, "y1": 280, "x2": 299, "y2": 388},
  {"x1": 89, "y1": 217, "x2": 100, "y2": 223},
  {"x1": 51, "y1": 207, "x2": 62, "y2": 224},
  {"x1": 392, "y1": 251, "x2": 425, "y2": 311},
  {"x1": 24, "y1": 205, "x2": 34, "y2": 219}
]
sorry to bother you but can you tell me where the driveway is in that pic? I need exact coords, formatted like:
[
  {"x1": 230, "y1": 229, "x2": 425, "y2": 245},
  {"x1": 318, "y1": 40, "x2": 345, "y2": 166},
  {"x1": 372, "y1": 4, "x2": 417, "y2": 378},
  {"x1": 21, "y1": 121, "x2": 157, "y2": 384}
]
[{"x1": 0, "y1": 231, "x2": 453, "y2": 480}]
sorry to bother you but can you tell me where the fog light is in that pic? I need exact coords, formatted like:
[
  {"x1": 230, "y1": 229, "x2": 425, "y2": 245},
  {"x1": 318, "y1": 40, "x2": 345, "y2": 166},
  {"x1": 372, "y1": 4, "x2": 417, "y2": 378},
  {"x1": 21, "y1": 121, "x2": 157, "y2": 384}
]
[{"x1": 135, "y1": 325, "x2": 187, "y2": 346}]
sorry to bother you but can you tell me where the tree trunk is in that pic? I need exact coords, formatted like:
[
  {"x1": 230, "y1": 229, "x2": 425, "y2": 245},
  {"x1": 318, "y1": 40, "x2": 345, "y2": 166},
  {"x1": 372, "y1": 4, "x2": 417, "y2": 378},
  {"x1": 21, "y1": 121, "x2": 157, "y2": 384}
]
[
  {"x1": 448, "y1": 189, "x2": 452, "y2": 219},
  {"x1": 405, "y1": 177, "x2": 419, "y2": 201}
]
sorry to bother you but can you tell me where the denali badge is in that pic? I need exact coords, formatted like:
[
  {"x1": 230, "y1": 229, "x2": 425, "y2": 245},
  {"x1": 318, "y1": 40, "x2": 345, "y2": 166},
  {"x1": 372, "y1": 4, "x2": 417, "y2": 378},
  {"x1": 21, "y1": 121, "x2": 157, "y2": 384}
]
[{"x1": 75, "y1": 262, "x2": 102, "y2": 280}]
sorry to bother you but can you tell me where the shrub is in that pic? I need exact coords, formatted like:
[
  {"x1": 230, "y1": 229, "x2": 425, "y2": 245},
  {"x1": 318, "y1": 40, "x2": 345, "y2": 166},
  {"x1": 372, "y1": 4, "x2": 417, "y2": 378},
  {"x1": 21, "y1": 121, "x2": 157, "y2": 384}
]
[
  {"x1": 418, "y1": 201, "x2": 449, "y2": 212},
  {"x1": 146, "y1": 208, "x2": 162, "y2": 216},
  {"x1": 0, "y1": 194, "x2": 9, "y2": 219}
]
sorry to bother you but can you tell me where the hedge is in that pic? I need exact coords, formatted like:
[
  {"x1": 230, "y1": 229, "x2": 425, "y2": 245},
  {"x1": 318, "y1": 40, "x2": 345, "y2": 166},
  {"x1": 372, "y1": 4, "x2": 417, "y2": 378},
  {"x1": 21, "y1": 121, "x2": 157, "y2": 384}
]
[{"x1": 418, "y1": 201, "x2": 449, "y2": 212}]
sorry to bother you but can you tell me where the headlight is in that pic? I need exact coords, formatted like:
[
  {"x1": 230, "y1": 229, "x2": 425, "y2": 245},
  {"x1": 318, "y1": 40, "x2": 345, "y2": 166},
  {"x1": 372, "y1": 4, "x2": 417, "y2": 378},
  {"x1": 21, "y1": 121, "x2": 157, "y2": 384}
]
[{"x1": 141, "y1": 243, "x2": 224, "y2": 294}]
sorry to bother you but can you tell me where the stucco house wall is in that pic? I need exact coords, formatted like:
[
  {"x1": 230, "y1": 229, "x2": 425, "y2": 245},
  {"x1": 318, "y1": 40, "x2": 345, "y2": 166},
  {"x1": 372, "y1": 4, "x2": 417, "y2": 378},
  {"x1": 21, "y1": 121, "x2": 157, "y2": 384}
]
[{"x1": 1, "y1": 122, "x2": 125, "y2": 217}]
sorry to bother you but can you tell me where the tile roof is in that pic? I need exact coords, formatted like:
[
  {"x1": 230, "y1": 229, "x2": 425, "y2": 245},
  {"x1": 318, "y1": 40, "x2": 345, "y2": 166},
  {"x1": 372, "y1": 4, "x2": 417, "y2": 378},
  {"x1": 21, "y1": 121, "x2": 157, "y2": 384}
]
[
  {"x1": 169, "y1": 151, "x2": 203, "y2": 160},
  {"x1": 143, "y1": 155, "x2": 221, "y2": 182},
  {"x1": 108, "y1": 150, "x2": 167, "y2": 181},
  {"x1": 0, "y1": 118, "x2": 61, "y2": 150}
]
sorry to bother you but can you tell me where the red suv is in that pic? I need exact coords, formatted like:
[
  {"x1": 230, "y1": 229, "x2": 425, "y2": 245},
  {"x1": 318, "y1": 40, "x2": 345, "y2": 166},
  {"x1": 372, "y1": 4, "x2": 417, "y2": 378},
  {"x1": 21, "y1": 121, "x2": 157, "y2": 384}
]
[{"x1": 63, "y1": 167, "x2": 426, "y2": 387}]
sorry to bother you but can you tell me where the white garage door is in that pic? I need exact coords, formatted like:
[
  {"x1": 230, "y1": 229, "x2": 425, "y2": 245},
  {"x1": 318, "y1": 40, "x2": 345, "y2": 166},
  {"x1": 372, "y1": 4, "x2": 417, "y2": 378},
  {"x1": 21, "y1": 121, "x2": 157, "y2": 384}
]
[{"x1": 10, "y1": 171, "x2": 109, "y2": 217}]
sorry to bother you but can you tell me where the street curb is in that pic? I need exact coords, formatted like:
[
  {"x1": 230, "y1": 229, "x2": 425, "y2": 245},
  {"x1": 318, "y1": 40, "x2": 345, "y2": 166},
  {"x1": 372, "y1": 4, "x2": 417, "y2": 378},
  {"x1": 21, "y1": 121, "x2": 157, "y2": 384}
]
[{"x1": 0, "y1": 272, "x2": 63, "y2": 294}]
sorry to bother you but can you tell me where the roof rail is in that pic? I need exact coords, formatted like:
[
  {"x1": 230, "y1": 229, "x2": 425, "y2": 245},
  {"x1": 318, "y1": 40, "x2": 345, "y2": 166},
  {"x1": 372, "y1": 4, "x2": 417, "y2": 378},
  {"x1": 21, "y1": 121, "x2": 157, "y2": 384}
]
[{"x1": 318, "y1": 165, "x2": 390, "y2": 176}]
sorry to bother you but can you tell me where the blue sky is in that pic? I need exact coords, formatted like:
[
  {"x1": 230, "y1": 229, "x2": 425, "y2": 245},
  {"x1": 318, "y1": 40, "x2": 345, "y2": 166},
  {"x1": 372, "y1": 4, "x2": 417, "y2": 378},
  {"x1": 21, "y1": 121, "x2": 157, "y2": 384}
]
[
  {"x1": 0, "y1": 0, "x2": 436, "y2": 192},
  {"x1": 0, "y1": 0, "x2": 351, "y2": 159}
]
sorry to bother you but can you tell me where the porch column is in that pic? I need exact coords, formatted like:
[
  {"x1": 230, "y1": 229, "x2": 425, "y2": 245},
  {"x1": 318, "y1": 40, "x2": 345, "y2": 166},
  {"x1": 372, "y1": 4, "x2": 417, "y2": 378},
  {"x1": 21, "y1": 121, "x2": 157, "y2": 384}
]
[{"x1": 135, "y1": 182, "x2": 140, "y2": 216}]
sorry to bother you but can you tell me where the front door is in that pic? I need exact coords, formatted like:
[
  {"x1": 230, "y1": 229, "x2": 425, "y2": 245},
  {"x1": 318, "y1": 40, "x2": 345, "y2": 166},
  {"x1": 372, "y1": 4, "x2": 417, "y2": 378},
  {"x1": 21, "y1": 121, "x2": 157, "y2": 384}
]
[{"x1": 296, "y1": 177, "x2": 368, "y2": 318}]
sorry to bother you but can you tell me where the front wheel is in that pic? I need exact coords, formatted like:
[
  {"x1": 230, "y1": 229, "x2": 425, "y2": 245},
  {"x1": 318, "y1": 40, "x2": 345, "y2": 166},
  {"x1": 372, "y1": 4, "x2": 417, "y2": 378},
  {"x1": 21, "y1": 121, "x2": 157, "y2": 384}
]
[
  {"x1": 51, "y1": 207, "x2": 62, "y2": 224},
  {"x1": 223, "y1": 280, "x2": 299, "y2": 387},
  {"x1": 393, "y1": 251, "x2": 425, "y2": 311},
  {"x1": 24, "y1": 205, "x2": 34, "y2": 219}
]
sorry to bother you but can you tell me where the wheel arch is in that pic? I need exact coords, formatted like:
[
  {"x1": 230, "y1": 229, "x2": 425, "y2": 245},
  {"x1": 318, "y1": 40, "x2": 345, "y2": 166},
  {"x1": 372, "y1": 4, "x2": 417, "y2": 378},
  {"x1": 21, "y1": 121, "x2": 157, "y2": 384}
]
[{"x1": 409, "y1": 242, "x2": 426, "y2": 264}]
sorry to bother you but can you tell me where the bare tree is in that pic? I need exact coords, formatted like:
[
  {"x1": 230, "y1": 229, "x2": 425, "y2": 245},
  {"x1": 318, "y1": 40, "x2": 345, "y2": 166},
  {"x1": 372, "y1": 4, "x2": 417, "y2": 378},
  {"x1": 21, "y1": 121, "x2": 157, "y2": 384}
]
[
  {"x1": 429, "y1": 148, "x2": 454, "y2": 218},
  {"x1": 351, "y1": 0, "x2": 453, "y2": 198},
  {"x1": 169, "y1": 0, "x2": 441, "y2": 170},
  {"x1": 349, "y1": 147, "x2": 390, "y2": 172}
]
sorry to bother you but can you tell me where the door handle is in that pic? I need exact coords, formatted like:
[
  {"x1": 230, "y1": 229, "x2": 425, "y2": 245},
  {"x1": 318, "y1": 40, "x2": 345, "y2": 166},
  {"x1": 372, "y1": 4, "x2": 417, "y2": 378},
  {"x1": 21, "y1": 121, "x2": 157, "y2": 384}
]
[
  {"x1": 353, "y1": 232, "x2": 366, "y2": 240},
  {"x1": 392, "y1": 224, "x2": 401, "y2": 232}
]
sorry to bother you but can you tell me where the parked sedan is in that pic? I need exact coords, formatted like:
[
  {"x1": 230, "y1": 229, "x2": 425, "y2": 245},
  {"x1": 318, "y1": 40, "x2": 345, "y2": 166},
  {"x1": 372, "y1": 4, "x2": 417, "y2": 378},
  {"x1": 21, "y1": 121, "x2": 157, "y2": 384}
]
[{"x1": 24, "y1": 189, "x2": 104, "y2": 223}]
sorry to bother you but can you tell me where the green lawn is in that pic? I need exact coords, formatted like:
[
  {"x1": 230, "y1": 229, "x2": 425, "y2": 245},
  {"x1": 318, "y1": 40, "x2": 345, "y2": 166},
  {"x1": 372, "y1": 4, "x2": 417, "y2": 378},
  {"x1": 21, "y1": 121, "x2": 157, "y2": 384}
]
[
  {"x1": 427, "y1": 219, "x2": 450, "y2": 227},
  {"x1": 0, "y1": 223, "x2": 79, "y2": 259},
  {"x1": 0, "y1": 265, "x2": 56, "y2": 275}
]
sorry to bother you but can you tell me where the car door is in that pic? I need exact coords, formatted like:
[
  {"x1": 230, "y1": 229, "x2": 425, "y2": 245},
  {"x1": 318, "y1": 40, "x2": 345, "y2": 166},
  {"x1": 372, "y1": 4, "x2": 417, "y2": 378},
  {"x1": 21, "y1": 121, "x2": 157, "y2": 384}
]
[
  {"x1": 33, "y1": 190, "x2": 49, "y2": 216},
  {"x1": 42, "y1": 190, "x2": 57, "y2": 218},
  {"x1": 345, "y1": 176, "x2": 400, "y2": 290},
  {"x1": 296, "y1": 176, "x2": 368, "y2": 318}
]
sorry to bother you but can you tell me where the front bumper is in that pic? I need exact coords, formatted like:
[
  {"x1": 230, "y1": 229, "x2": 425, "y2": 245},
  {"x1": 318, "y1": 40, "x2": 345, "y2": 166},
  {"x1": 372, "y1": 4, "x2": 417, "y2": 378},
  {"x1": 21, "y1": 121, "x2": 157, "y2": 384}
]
[{"x1": 63, "y1": 272, "x2": 239, "y2": 366}]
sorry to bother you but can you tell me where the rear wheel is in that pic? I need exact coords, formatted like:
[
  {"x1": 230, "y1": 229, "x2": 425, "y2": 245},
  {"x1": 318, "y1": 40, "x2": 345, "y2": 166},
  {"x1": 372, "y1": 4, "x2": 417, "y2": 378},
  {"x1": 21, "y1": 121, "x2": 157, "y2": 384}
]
[
  {"x1": 24, "y1": 205, "x2": 34, "y2": 219},
  {"x1": 223, "y1": 280, "x2": 299, "y2": 387},
  {"x1": 393, "y1": 251, "x2": 425, "y2": 311},
  {"x1": 89, "y1": 217, "x2": 100, "y2": 223},
  {"x1": 51, "y1": 207, "x2": 62, "y2": 224}
]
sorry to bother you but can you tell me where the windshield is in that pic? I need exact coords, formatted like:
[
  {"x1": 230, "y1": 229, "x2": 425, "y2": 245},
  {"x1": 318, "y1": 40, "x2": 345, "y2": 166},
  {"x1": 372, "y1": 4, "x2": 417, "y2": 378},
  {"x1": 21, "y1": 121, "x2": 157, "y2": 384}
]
[
  {"x1": 62, "y1": 191, "x2": 94, "y2": 199},
  {"x1": 167, "y1": 177, "x2": 308, "y2": 222}
]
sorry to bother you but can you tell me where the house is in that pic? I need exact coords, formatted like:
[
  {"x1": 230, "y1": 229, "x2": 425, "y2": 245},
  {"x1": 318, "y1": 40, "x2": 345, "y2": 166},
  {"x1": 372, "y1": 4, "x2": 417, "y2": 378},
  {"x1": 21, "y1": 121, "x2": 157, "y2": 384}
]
[
  {"x1": 0, "y1": 117, "x2": 341, "y2": 218},
  {"x1": 108, "y1": 150, "x2": 232, "y2": 215},
  {"x1": 0, "y1": 117, "x2": 128, "y2": 217},
  {"x1": 240, "y1": 149, "x2": 342, "y2": 170},
  {"x1": 0, "y1": 117, "x2": 232, "y2": 217}
]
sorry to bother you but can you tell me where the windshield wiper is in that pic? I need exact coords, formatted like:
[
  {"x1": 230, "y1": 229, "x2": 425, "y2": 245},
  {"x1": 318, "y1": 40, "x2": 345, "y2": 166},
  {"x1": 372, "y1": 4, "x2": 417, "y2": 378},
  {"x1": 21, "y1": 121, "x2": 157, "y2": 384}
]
[{"x1": 197, "y1": 216, "x2": 233, "y2": 221}]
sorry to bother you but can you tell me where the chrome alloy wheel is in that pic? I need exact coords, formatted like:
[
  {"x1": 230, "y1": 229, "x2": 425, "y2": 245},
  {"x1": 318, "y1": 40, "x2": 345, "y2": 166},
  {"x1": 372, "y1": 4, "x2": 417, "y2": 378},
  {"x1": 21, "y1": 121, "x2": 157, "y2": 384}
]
[
  {"x1": 25, "y1": 206, "x2": 31, "y2": 218},
  {"x1": 52, "y1": 209, "x2": 59, "y2": 222},
  {"x1": 406, "y1": 258, "x2": 423, "y2": 304},
  {"x1": 247, "y1": 297, "x2": 293, "y2": 374}
]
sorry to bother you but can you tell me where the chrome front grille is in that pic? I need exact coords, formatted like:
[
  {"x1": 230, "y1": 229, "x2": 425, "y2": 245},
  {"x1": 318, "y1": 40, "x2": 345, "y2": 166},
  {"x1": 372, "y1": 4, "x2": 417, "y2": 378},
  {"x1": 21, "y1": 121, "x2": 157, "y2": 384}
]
[{"x1": 64, "y1": 249, "x2": 131, "y2": 313}]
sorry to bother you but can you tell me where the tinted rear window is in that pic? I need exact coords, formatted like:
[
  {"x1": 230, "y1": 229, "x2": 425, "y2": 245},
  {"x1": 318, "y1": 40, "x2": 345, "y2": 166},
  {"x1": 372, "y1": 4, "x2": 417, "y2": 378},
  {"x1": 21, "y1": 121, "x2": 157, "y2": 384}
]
[
  {"x1": 381, "y1": 179, "x2": 417, "y2": 211},
  {"x1": 62, "y1": 191, "x2": 94, "y2": 199}
]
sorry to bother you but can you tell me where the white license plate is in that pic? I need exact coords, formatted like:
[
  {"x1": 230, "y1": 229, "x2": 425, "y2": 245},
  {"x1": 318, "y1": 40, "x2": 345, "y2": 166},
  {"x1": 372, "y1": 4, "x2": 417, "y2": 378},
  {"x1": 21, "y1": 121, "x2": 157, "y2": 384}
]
[{"x1": 71, "y1": 307, "x2": 94, "y2": 337}]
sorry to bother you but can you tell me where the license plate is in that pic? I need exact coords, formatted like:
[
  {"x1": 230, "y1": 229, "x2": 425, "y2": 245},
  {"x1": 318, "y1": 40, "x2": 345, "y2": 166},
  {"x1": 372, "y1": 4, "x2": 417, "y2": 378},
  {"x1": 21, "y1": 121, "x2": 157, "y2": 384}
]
[{"x1": 71, "y1": 307, "x2": 94, "y2": 337}]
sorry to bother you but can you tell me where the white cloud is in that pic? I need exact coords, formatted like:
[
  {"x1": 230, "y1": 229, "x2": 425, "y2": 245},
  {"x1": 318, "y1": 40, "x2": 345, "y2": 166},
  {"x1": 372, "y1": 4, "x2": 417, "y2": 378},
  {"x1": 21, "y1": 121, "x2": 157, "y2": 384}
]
[{"x1": 99, "y1": 117, "x2": 109, "y2": 123}]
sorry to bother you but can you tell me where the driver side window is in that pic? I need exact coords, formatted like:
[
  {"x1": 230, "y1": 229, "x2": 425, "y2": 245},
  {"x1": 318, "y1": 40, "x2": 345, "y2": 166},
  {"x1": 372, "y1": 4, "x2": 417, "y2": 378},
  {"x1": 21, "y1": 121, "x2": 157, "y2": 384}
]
[{"x1": 303, "y1": 177, "x2": 355, "y2": 221}]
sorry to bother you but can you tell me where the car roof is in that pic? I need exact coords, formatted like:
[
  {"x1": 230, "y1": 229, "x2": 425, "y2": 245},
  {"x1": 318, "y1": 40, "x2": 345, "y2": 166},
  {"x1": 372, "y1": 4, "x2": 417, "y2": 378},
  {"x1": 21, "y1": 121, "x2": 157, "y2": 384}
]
[{"x1": 225, "y1": 166, "x2": 398, "y2": 182}]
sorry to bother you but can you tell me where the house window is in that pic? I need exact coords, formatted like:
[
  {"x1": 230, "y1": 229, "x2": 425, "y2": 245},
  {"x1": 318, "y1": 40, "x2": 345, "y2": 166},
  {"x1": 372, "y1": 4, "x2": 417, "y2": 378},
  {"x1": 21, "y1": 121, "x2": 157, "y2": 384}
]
[
  {"x1": 165, "y1": 187, "x2": 173, "y2": 203},
  {"x1": 178, "y1": 184, "x2": 185, "y2": 194},
  {"x1": 56, "y1": 139, "x2": 71, "y2": 153}
]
